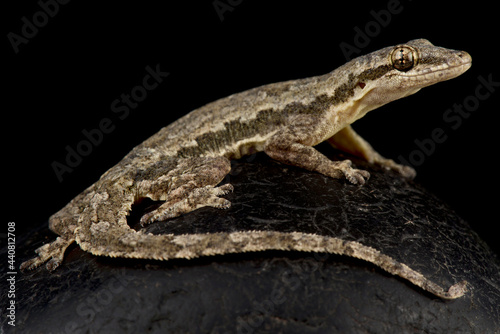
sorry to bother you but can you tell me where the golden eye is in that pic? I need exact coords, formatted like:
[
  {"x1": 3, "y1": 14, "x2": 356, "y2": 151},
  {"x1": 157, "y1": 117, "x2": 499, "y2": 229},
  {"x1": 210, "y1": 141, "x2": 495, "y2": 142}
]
[{"x1": 391, "y1": 46, "x2": 415, "y2": 71}]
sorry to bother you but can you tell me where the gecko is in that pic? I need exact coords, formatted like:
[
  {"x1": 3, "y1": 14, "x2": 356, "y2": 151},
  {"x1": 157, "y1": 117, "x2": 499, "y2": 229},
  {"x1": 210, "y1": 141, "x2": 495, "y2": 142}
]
[{"x1": 21, "y1": 39, "x2": 471, "y2": 299}]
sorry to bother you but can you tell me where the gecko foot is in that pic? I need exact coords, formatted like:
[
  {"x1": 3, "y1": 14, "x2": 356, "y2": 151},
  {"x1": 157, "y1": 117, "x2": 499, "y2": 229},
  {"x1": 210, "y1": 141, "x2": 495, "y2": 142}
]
[
  {"x1": 344, "y1": 168, "x2": 371, "y2": 185},
  {"x1": 140, "y1": 184, "x2": 234, "y2": 225},
  {"x1": 20, "y1": 236, "x2": 74, "y2": 271},
  {"x1": 391, "y1": 163, "x2": 416, "y2": 179},
  {"x1": 373, "y1": 156, "x2": 416, "y2": 179},
  {"x1": 337, "y1": 160, "x2": 370, "y2": 185}
]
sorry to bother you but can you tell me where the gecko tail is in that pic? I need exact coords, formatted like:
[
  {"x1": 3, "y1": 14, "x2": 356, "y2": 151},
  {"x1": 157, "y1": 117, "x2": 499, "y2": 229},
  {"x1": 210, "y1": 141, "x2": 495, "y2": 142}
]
[{"x1": 76, "y1": 225, "x2": 467, "y2": 299}]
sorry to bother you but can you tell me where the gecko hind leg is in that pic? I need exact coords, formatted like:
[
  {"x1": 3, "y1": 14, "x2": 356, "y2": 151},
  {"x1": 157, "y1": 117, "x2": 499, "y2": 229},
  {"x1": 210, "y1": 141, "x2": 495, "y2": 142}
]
[
  {"x1": 20, "y1": 185, "x2": 96, "y2": 271},
  {"x1": 139, "y1": 156, "x2": 233, "y2": 225},
  {"x1": 140, "y1": 184, "x2": 234, "y2": 225},
  {"x1": 20, "y1": 236, "x2": 75, "y2": 271}
]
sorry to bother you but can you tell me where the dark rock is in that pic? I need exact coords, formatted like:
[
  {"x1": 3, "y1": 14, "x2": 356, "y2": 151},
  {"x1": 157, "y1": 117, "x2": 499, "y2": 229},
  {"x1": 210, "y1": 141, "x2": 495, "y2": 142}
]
[{"x1": 3, "y1": 150, "x2": 500, "y2": 333}]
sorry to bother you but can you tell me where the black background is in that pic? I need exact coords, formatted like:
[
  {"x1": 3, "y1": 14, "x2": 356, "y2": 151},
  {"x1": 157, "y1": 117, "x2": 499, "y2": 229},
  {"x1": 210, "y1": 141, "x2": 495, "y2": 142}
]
[{"x1": 4, "y1": 1, "x2": 499, "y2": 256}]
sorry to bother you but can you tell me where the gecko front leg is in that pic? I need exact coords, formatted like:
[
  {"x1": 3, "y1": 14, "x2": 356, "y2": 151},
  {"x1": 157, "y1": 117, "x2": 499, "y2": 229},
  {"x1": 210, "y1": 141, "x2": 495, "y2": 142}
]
[
  {"x1": 327, "y1": 125, "x2": 416, "y2": 179},
  {"x1": 264, "y1": 116, "x2": 370, "y2": 185}
]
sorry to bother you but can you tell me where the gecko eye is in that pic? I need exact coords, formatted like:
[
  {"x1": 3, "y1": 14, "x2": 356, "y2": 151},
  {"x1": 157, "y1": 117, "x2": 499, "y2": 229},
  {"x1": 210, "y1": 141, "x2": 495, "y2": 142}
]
[{"x1": 391, "y1": 46, "x2": 415, "y2": 72}]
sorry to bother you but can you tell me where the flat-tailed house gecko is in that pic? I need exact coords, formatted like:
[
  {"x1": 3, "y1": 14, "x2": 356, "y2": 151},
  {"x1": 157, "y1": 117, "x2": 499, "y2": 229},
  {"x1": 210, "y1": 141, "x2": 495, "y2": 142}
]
[{"x1": 22, "y1": 39, "x2": 472, "y2": 299}]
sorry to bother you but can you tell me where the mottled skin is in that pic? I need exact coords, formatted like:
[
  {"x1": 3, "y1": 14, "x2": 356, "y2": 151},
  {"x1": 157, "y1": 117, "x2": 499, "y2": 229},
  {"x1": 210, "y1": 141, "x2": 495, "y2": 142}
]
[{"x1": 22, "y1": 39, "x2": 471, "y2": 299}]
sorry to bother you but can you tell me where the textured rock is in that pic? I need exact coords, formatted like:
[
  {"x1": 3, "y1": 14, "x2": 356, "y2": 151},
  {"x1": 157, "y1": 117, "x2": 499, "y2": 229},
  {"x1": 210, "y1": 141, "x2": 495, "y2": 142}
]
[{"x1": 3, "y1": 150, "x2": 500, "y2": 333}]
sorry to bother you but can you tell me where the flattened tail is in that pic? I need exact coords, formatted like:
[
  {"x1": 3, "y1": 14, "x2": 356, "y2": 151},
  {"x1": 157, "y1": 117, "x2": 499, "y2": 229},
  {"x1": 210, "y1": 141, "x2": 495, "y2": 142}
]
[{"x1": 76, "y1": 225, "x2": 467, "y2": 299}]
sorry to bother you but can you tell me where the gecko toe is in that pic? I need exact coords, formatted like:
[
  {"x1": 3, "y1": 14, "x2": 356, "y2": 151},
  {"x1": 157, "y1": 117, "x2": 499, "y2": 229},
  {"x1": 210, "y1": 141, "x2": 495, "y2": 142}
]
[
  {"x1": 445, "y1": 280, "x2": 468, "y2": 299},
  {"x1": 215, "y1": 183, "x2": 234, "y2": 195},
  {"x1": 46, "y1": 258, "x2": 62, "y2": 271},
  {"x1": 213, "y1": 198, "x2": 232, "y2": 209},
  {"x1": 399, "y1": 165, "x2": 417, "y2": 179},
  {"x1": 20, "y1": 257, "x2": 41, "y2": 271},
  {"x1": 345, "y1": 168, "x2": 370, "y2": 185}
]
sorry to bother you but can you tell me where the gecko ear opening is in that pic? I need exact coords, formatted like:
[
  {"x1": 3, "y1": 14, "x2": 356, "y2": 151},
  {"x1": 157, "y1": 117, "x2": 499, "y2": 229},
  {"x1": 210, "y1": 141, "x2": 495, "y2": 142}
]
[{"x1": 390, "y1": 46, "x2": 416, "y2": 72}]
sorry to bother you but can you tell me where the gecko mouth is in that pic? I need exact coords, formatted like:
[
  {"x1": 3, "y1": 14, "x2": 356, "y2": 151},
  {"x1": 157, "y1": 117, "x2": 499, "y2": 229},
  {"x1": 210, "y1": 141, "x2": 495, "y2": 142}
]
[{"x1": 402, "y1": 51, "x2": 472, "y2": 82}]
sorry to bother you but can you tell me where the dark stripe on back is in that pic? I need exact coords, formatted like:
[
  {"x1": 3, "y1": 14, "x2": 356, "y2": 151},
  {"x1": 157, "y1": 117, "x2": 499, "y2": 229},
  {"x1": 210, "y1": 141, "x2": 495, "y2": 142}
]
[{"x1": 176, "y1": 65, "x2": 393, "y2": 157}]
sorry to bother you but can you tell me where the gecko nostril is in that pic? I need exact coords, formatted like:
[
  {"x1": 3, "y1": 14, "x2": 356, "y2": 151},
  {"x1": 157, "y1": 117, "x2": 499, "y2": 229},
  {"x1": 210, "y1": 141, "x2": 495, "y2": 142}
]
[{"x1": 454, "y1": 51, "x2": 472, "y2": 66}]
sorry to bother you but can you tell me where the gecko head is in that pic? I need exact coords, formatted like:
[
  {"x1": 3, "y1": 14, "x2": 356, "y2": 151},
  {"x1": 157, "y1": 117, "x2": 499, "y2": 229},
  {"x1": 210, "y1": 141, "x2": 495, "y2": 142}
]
[{"x1": 345, "y1": 39, "x2": 472, "y2": 116}]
